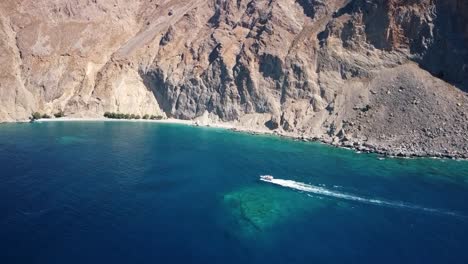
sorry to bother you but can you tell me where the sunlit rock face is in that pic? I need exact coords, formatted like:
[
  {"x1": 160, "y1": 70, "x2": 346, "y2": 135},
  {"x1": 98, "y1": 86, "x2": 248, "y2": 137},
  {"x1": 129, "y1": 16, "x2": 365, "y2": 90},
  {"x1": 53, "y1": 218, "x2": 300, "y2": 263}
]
[{"x1": 0, "y1": 0, "x2": 467, "y2": 157}]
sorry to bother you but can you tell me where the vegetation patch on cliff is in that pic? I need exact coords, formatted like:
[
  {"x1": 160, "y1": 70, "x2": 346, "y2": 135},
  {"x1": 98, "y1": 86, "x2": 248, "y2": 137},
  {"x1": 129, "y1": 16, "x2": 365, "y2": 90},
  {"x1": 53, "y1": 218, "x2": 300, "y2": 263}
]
[{"x1": 104, "y1": 112, "x2": 164, "y2": 120}]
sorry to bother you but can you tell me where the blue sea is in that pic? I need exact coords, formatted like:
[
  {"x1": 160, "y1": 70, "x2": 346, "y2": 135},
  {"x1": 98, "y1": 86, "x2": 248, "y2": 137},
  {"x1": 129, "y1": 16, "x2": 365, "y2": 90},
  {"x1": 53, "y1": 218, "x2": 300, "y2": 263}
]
[{"x1": 1, "y1": 121, "x2": 468, "y2": 264}]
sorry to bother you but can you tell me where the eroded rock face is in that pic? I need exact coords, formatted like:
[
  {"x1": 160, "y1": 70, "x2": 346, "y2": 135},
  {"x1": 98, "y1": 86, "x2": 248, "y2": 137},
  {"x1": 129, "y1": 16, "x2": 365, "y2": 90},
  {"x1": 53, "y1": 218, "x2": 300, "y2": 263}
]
[{"x1": 0, "y1": 0, "x2": 467, "y2": 157}]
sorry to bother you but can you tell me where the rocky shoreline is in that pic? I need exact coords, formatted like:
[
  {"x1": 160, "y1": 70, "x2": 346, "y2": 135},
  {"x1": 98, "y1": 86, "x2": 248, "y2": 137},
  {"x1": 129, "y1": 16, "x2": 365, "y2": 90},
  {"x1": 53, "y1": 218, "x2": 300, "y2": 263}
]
[
  {"x1": 228, "y1": 127, "x2": 468, "y2": 161},
  {"x1": 329, "y1": 139, "x2": 468, "y2": 160}
]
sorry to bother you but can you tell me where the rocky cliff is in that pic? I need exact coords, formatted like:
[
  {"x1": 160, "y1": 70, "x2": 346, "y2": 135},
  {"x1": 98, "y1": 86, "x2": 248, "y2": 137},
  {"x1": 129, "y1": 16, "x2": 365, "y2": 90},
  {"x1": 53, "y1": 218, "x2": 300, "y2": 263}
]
[{"x1": 0, "y1": 0, "x2": 467, "y2": 158}]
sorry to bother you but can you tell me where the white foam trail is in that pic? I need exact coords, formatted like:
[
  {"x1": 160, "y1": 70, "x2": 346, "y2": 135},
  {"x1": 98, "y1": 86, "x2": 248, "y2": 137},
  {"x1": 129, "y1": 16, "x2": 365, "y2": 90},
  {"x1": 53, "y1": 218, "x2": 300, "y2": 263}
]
[{"x1": 260, "y1": 176, "x2": 461, "y2": 217}]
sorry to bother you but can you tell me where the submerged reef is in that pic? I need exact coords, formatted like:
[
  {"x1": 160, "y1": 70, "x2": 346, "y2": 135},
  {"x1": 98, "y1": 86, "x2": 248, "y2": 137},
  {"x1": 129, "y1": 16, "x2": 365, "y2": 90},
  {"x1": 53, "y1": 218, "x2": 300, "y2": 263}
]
[{"x1": 223, "y1": 184, "x2": 330, "y2": 237}]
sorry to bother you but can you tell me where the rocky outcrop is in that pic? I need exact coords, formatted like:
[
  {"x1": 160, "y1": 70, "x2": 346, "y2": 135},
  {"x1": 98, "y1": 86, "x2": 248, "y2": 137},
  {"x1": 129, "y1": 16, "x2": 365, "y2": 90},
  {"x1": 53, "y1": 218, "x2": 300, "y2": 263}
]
[{"x1": 0, "y1": 0, "x2": 467, "y2": 157}]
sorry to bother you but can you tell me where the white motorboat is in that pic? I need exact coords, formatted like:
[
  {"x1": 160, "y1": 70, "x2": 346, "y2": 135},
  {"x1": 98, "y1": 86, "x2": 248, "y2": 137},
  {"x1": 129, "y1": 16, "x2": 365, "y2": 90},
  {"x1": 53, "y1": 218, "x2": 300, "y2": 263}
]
[{"x1": 260, "y1": 175, "x2": 274, "y2": 181}]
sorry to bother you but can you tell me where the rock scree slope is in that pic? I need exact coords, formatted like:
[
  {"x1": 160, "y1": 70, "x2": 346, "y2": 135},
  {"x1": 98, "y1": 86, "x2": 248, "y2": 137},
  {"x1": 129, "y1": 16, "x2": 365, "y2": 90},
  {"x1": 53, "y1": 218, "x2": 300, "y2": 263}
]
[{"x1": 0, "y1": 0, "x2": 467, "y2": 158}]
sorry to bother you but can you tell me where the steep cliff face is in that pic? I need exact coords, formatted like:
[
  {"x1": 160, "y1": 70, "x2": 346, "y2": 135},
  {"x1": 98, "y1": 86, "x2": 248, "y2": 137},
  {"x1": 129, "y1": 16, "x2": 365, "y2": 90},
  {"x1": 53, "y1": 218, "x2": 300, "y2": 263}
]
[{"x1": 0, "y1": 0, "x2": 467, "y2": 157}]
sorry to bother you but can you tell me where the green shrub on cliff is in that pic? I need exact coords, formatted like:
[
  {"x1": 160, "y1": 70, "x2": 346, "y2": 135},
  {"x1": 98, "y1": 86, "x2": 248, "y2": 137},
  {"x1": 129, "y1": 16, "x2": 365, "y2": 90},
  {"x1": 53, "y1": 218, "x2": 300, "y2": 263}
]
[
  {"x1": 31, "y1": 112, "x2": 42, "y2": 120},
  {"x1": 29, "y1": 112, "x2": 50, "y2": 120},
  {"x1": 103, "y1": 112, "x2": 155, "y2": 120}
]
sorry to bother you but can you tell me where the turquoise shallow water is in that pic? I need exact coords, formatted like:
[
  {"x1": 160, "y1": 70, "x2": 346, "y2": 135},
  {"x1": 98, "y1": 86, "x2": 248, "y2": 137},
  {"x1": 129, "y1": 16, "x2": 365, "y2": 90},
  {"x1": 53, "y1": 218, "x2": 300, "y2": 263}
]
[{"x1": 0, "y1": 121, "x2": 468, "y2": 263}]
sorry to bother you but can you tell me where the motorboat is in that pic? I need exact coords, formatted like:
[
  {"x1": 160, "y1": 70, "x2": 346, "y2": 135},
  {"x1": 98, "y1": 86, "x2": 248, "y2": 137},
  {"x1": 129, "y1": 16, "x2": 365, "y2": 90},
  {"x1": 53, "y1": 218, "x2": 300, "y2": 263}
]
[{"x1": 260, "y1": 175, "x2": 274, "y2": 181}]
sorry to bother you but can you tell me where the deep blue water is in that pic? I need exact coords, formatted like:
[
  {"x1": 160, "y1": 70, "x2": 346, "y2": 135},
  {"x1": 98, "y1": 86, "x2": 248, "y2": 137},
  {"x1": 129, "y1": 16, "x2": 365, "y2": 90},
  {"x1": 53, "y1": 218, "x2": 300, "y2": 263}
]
[{"x1": 1, "y1": 121, "x2": 468, "y2": 264}]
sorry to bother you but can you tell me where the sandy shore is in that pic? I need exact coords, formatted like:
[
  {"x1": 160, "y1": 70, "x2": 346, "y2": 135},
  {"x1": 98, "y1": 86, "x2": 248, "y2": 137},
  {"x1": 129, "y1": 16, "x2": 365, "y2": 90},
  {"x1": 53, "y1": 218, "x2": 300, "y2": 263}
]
[
  {"x1": 32, "y1": 117, "x2": 267, "y2": 133},
  {"x1": 33, "y1": 117, "x2": 275, "y2": 134},
  {"x1": 34, "y1": 117, "x2": 197, "y2": 126}
]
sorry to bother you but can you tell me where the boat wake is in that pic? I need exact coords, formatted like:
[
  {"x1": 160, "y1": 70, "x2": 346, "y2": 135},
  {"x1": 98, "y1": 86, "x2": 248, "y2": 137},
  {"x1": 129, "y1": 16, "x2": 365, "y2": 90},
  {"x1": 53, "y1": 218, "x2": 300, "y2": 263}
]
[{"x1": 260, "y1": 175, "x2": 462, "y2": 217}]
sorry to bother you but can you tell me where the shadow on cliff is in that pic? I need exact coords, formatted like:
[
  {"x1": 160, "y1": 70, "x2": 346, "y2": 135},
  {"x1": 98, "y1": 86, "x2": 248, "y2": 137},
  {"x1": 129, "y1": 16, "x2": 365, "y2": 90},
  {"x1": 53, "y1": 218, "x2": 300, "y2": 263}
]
[
  {"x1": 140, "y1": 69, "x2": 174, "y2": 118},
  {"x1": 331, "y1": 0, "x2": 468, "y2": 92},
  {"x1": 417, "y1": 0, "x2": 468, "y2": 92}
]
